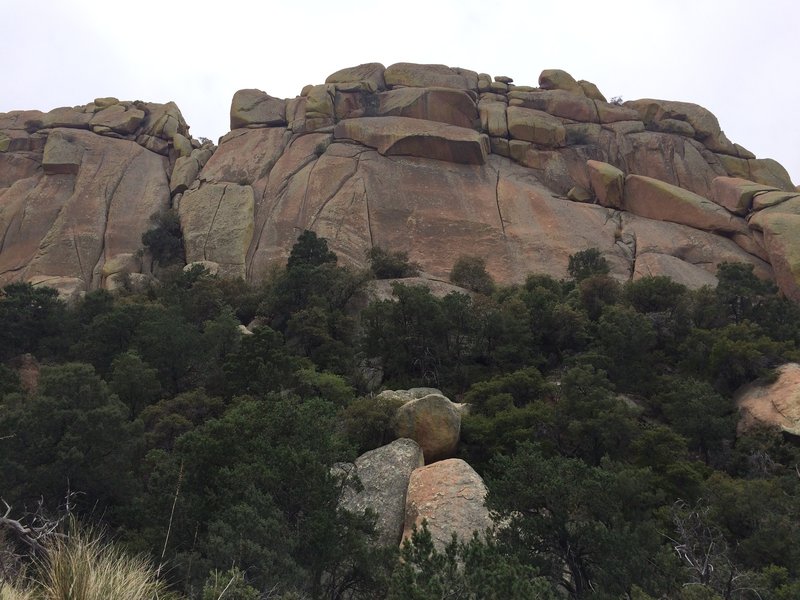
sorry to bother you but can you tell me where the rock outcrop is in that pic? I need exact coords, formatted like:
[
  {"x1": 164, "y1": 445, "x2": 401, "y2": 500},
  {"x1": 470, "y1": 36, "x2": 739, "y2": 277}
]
[
  {"x1": 402, "y1": 459, "x2": 492, "y2": 549},
  {"x1": 392, "y1": 393, "x2": 463, "y2": 463},
  {"x1": 736, "y1": 363, "x2": 800, "y2": 437},
  {"x1": 2, "y1": 62, "x2": 798, "y2": 299},
  {"x1": 335, "y1": 438, "x2": 424, "y2": 547}
]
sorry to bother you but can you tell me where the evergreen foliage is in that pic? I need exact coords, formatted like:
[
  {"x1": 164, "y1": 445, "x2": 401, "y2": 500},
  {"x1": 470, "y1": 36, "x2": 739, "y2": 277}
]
[{"x1": 1, "y1": 239, "x2": 799, "y2": 599}]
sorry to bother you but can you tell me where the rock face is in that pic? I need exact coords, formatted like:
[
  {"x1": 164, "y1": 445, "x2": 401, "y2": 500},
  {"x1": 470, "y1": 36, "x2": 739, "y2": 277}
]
[
  {"x1": 336, "y1": 438, "x2": 424, "y2": 547},
  {"x1": 736, "y1": 363, "x2": 800, "y2": 436},
  {"x1": 402, "y1": 459, "x2": 492, "y2": 549},
  {"x1": 1, "y1": 63, "x2": 799, "y2": 299},
  {"x1": 393, "y1": 393, "x2": 462, "y2": 463}
]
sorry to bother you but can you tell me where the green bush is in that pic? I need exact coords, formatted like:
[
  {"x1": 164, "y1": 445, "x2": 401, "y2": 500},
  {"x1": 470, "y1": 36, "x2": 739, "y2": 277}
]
[{"x1": 450, "y1": 256, "x2": 495, "y2": 294}]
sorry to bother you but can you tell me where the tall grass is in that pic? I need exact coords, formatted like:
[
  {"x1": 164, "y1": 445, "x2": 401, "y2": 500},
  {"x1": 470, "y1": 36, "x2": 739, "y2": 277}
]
[
  {"x1": 0, "y1": 583, "x2": 36, "y2": 600},
  {"x1": 1, "y1": 521, "x2": 170, "y2": 600}
]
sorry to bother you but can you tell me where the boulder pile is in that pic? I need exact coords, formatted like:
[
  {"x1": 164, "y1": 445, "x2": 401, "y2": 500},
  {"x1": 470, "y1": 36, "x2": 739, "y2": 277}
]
[{"x1": 1, "y1": 62, "x2": 798, "y2": 299}]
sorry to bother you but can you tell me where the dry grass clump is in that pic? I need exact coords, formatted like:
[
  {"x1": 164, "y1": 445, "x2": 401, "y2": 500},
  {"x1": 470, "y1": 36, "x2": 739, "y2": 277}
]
[
  {"x1": 0, "y1": 583, "x2": 36, "y2": 600},
  {"x1": 2, "y1": 522, "x2": 168, "y2": 600}
]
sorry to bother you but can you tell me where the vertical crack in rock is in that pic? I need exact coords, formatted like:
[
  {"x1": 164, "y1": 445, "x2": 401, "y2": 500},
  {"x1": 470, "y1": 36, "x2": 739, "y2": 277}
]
[
  {"x1": 204, "y1": 185, "x2": 227, "y2": 261},
  {"x1": 309, "y1": 153, "x2": 362, "y2": 230},
  {"x1": 492, "y1": 166, "x2": 506, "y2": 238},
  {"x1": 249, "y1": 152, "x2": 319, "y2": 276},
  {"x1": 91, "y1": 149, "x2": 134, "y2": 288},
  {"x1": 363, "y1": 179, "x2": 374, "y2": 249},
  {"x1": 71, "y1": 228, "x2": 86, "y2": 284}
]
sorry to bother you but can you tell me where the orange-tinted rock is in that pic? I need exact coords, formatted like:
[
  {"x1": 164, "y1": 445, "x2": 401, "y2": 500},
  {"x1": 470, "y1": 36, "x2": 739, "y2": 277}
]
[
  {"x1": 402, "y1": 459, "x2": 491, "y2": 549},
  {"x1": 736, "y1": 363, "x2": 800, "y2": 436},
  {"x1": 623, "y1": 212, "x2": 773, "y2": 286},
  {"x1": 393, "y1": 393, "x2": 461, "y2": 463},
  {"x1": 712, "y1": 176, "x2": 777, "y2": 215},
  {"x1": 333, "y1": 117, "x2": 488, "y2": 164},
  {"x1": 508, "y1": 90, "x2": 597, "y2": 122},
  {"x1": 377, "y1": 87, "x2": 478, "y2": 129},
  {"x1": 0, "y1": 128, "x2": 169, "y2": 291},
  {"x1": 624, "y1": 174, "x2": 748, "y2": 234}
]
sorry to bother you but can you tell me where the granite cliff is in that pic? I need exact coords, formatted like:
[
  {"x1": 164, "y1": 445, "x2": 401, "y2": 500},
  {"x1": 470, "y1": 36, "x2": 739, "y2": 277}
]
[{"x1": 1, "y1": 63, "x2": 798, "y2": 298}]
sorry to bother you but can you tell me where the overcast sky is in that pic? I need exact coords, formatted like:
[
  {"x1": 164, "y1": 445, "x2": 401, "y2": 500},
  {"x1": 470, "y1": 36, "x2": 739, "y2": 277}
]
[{"x1": 3, "y1": 0, "x2": 798, "y2": 185}]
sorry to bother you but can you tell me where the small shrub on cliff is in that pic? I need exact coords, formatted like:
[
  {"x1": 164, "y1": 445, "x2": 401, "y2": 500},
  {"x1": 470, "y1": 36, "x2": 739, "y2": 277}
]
[
  {"x1": 567, "y1": 248, "x2": 609, "y2": 282},
  {"x1": 141, "y1": 209, "x2": 183, "y2": 266},
  {"x1": 366, "y1": 246, "x2": 420, "y2": 279},
  {"x1": 450, "y1": 256, "x2": 495, "y2": 295}
]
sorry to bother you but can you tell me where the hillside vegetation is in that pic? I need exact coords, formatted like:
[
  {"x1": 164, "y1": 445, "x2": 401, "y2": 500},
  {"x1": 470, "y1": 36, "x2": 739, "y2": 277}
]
[{"x1": 1, "y1": 233, "x2": 799, "y2": 599}]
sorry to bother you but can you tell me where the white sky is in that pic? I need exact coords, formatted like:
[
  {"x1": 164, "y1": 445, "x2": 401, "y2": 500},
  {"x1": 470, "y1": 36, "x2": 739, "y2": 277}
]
[{"x1": 3, "y1": 0, "x2": 798, "y2": 185}]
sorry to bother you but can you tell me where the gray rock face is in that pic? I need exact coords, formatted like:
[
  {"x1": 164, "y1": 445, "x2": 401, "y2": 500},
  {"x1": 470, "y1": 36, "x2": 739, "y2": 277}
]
[{"x1": 337, "y1": 438, "x2": 424, "y2": 547}]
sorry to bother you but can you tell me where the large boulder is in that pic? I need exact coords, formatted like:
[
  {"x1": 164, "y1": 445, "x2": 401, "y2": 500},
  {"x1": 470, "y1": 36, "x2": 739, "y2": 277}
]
[
  {"x1": 333, "y1": 117, "x2": 489, "y2": 165},
  {"x1": 587, "y1": 160, "x2": 624, "y2": 209},
  {"x1": 624, "y1": 174, "x2": 748, "y2": 235},
  {"x1": 336, "y1": 438, "x2": 424, "y2": 547},
  {"x1": 711, "y1": 176, "x2": 778, "y2": 215},
  {"x1": 506, "y1": 107, "x2": 566, "y2": 147},
  {"x1": 402, "y1": 459, "x2": 491, "y2": 549},
  {"x1": 393, "y1": 393, "x2": 462, "y2": 463},
  {"x1": 377, "y1": 87, "x2": 478, "y2": 129},
  {"x1": 326, "y1": 63, "x2": 387, "y2": 92},
  {"x1": 230, "y1": 89, "x2": 287, "y2": 129},
  {"x1": 736, "y1": 363, "x2": 800, "y2": 436},
  {"x1": 384, "y1": 63, "x2": 477, "y2": 91}
]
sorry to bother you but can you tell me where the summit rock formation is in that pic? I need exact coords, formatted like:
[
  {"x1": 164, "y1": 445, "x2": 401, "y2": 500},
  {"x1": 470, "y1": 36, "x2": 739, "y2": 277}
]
[{"x1": 1, "y1": 63, "x2": 798, "y2": 298}]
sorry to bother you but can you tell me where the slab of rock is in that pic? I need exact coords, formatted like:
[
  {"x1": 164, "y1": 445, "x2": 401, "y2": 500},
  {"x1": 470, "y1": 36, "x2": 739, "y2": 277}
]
[
  {"x1": 752, "y1": 190, "x2": 799, "y2": 211},
  {"x1": 402, "y1": 459, "x2": 491, "y2": 549},
  {"x1": 42, "y1": 130, "x2": 84, "y2": 174},
  {"x1": 478, "y1": 100, "x2": 508, "y2": 137},
  {"x1": 326, "y1": 62, "x2": 386, "y2": 92},
  {"x1": 538, "y1": 69, "x2": 584, "y2": 95},
  {"x1": 178, "y1": 182, "x2": 254, "y2": 279},
  {"x1": 230, "y1": 89, "x2": 287, "y2": 129},
  {"x1": 587, "y1": 160, "x2": 624, "y2": 209},
  {"x1": 336, "y1": 438, "x2": 424, "y2": 547},
  {"x1": 712, "y1": 176, "x2": 778, "y2": 215},
  {"x1": 624, "y1": 174, "x2": 748, "y2": 234},
  {"x1": 385, "y1": 63, "x2": 478, "y2": 91},
  {"x1": 393, "y1": 393, "x2": 461, "y2": 463},
  {"x1": 508, "y1": 89, "x2": 597, "y2": 122},
  {"x1": 736, "y1": 363, "x2": 800, "y2": 436},
  {"x1": 377, "y1": 87, "x2": 478, "y2": 129},
  {"x1": 748, "y1": 211, "x2": 800, "y2": 302},
  {"x1": 625, "y1": 98, "x2": 737, "y2": 155},
  {"x1": 90, "y1": 104, "x2": 145, "y2": 135},
  {"x1": 1, "y1": 128, "x2": 169, "y2": 291},
  {"x1": 333, "y1": 116, "x2": 488, "y2": 165},
  {"x1": 506, "y1": 106, "x2": 566, "y2": 147}
]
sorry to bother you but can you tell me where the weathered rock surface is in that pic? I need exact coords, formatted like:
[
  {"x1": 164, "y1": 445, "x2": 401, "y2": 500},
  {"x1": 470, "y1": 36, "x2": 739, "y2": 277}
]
[
  {"x1": 1, "y1": 62, "x2": 799, "y2": 301},
  {"x1": 333, "y1": 117, "x2": 489, "y2": 164},
  {"x1": 402, "y1": 459, "x2": 491, "y2": 549},
  {"x1": 336, "y1": 438, "x2": 424, "y2": 547},
  {"x1": 393, "y1": 393, "x2": 462, "y2": 463},
  {"x1": 736, "y1": 363, "x2": 800, "y2": 436}
]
